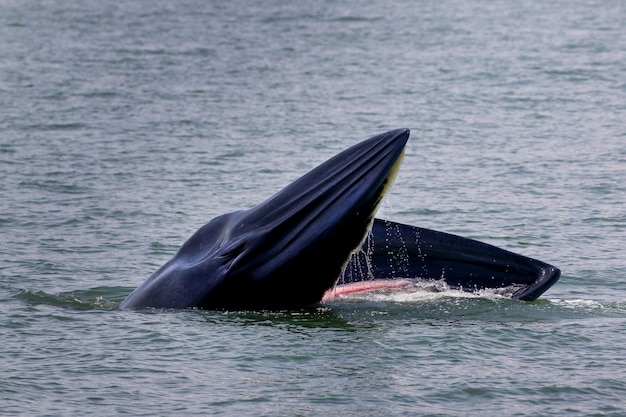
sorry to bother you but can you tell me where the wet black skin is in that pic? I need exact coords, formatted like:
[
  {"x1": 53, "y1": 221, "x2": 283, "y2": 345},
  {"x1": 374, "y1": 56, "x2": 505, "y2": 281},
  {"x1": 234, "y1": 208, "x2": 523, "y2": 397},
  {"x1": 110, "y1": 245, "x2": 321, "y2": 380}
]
[{"x1": 121, "y1": 129, "x2": 409, "y2": 309}]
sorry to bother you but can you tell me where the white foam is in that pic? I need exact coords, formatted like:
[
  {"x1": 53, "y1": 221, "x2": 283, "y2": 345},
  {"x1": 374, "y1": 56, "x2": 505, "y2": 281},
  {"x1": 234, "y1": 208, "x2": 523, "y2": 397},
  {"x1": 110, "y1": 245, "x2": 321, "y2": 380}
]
[
  {"x1": 548, "y1": 298, "x2": 605, "y2": 309},
  {"x1": 331, "y1": 279, "x2": 512, "y2": 303}
]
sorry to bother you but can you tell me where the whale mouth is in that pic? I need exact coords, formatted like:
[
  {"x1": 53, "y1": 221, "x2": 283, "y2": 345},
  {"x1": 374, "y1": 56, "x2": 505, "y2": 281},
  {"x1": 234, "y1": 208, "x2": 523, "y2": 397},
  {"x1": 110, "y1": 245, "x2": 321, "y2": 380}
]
[{"x1": 120, "y1": 127, "x2": 560, "y2": 311}]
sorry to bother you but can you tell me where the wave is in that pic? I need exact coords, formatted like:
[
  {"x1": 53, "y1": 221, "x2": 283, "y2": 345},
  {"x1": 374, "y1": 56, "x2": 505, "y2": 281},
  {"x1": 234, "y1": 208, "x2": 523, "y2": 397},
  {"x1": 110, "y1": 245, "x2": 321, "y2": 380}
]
[{"x1": 10, "y1": 286, "x2": 130, "y2": 310}]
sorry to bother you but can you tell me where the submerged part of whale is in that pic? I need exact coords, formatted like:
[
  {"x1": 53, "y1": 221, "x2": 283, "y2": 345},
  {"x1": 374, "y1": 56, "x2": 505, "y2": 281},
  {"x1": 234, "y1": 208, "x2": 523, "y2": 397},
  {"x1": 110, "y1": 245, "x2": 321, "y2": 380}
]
[
  {"x1": 120, "y1": 129, "x2": 410, "y2": 310},
  {"x1": 339, "y1": 219, "x2": 560, "y2": 301}
]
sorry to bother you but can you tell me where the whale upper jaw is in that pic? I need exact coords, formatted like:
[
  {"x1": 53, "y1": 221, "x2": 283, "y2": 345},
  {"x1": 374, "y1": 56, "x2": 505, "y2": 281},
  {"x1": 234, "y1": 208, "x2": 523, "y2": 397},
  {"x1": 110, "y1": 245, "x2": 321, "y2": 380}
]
[{"x1": 120, "y1": 129, "x2": 410, "y2": 310}]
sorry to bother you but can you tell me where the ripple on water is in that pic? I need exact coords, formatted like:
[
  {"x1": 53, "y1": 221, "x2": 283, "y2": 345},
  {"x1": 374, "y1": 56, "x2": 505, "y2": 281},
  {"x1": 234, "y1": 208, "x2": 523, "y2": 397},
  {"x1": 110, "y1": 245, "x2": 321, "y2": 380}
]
[{"x1": 1, "y1": 0, "x2": 625, "y2": 415}]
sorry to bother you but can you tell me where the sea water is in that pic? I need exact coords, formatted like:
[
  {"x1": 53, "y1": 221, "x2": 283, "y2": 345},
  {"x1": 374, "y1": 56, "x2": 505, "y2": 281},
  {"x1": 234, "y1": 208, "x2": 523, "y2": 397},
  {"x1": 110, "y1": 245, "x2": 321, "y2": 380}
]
[{"x1": 1, "y1": 0, "x2": 625, "y2": 415}]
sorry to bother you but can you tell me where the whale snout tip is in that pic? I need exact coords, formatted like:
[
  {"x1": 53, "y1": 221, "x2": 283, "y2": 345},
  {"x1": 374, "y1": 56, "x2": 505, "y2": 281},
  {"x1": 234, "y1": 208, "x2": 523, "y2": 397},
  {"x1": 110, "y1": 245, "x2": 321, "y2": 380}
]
[
  {"x1": 383, "y1": 128, "x2": 410, "y2": 153},
  {"x1": 388, "y1": 127, "x2": 410, "y2": 141}
]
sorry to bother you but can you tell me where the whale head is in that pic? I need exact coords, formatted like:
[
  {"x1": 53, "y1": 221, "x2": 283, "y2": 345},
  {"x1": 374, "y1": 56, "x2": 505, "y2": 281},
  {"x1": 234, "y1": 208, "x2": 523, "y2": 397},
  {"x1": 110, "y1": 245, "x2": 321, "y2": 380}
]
[{"x1": 120, "y1": 128, "x2": 409, "y2": 310}]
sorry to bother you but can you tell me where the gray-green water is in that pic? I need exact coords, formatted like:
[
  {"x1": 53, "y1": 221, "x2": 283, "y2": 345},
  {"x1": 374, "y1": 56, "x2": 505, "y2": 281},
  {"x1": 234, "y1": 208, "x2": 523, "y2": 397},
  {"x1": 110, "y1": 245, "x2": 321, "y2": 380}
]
[{"x1": 1, "y1": 0, "x2": 625, "y2": 415}]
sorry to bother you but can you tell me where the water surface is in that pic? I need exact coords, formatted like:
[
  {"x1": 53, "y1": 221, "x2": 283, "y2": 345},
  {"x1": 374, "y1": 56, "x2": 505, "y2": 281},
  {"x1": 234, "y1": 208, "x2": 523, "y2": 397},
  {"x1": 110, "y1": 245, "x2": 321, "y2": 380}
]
[{"x1": 1, "y1": 0, "x2": 625, "y2": 415}]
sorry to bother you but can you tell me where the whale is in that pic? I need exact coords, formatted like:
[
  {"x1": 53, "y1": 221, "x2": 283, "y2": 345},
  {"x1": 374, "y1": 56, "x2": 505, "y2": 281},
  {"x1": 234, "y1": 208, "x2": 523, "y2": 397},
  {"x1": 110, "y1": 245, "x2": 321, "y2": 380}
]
[
  {"x1": 121, "y1": 128, "x2": 560, "y2": 310},
  {"x1": 121, "y1": 129, "x2": 410, "y2": 309}
]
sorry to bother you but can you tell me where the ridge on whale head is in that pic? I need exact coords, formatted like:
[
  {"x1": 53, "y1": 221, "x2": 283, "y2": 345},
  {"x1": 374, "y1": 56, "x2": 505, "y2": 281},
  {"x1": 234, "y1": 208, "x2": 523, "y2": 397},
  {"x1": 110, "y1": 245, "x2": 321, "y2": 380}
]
[{"x1": 120, "y1": 128, "x2": 410, "y2": 310}]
